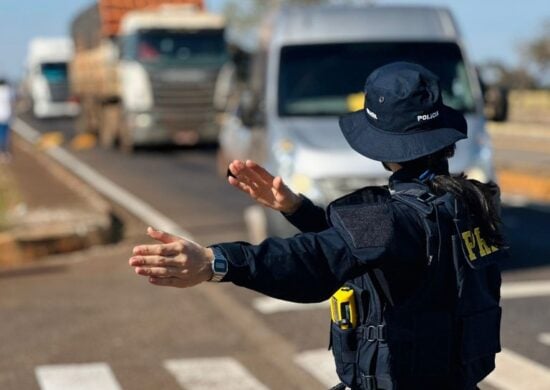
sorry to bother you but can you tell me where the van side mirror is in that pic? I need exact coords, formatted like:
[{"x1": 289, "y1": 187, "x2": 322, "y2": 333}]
[{"x1": 483, "y1": 86, "x2": 509, "y2": 122}]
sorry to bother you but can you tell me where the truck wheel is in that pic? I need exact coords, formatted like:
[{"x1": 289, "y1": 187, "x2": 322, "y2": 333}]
[
  {"x1": 99, "y1": 104, "x2": 118, "y2": 149},
  {"x1": 118, "y1": 114, "x2": 134, "y2": 154}
]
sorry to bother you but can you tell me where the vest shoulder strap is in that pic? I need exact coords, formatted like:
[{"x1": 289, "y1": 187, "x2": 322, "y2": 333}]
[{"x1": 391, "y1": 188, "x2": 442, "y2": 264}]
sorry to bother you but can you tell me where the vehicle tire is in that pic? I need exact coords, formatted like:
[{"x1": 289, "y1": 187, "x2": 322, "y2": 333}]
[
  {"x1": 117, "y1": 105, "x2": 134, "y2": 154},
  {"x1": 216, "y1": 148, "x2": 230, "y2": 177},
  {"x1": 99, "y1": 104, "x2": 118, "y2": 149},
  {"x1": 264, "y1": 208, "x2": 299, "y2": 238},
  {"x1": 244, "y1": 206, "x2": 300, "y2": 243}
]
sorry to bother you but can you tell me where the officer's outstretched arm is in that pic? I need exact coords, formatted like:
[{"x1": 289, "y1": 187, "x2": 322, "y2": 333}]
[
  {"x1": 227, "y1": 160, "x2": 302, "y2": 213},
  {"x1": 129, "y1": 227, "x2": 214, "y2": 288},
  {"x1": 227, "y1": 160, "x2": 328, "y2": 232}
]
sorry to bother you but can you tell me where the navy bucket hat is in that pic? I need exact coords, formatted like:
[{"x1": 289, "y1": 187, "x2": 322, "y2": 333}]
[{"x1": 339, "y1": 62, "x2": 467, "y2": 163}]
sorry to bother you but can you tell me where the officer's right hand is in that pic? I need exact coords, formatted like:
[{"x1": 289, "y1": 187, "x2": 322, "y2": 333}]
[{"x1": 227, "y1": 160, "x2": 303, "y2": 214}]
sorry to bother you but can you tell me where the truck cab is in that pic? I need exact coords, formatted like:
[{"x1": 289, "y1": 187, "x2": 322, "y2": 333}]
[
  {"x1": 117, "y1": 5, "x2": 227, "y2": 148},
  {"x1": 218, "y1": 5, "x2": 495, "y2": 240},
  {"x1": 25, "y1": 38, "x2": 79, "y2": 119}
]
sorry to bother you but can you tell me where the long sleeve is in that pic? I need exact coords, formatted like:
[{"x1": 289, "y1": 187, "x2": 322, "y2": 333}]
[
  {"x1": 282, "y1": 195, "x2": 329, "y2": 233},
  {"x1": 213, "y1": 228, "x2": 363, "y2": 303}
]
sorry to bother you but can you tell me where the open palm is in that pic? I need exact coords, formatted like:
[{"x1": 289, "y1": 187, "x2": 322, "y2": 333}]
[{"x1": 227, "y1": 160, "x2": 302, "y2": 214}]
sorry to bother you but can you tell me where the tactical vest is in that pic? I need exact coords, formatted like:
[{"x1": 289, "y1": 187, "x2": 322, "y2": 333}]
[{"x1": 327, "y1": 185, "x2": 504, "y2": 390}]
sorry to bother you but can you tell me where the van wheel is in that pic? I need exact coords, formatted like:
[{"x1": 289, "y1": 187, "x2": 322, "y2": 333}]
[{"x1": 244, "y1": 205, "x2": 268, "y2": 244}]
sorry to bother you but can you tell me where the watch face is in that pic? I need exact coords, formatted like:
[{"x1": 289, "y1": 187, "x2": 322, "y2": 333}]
[{"x1": 214, "y1": 259, "x2": 228, "y2": 273}]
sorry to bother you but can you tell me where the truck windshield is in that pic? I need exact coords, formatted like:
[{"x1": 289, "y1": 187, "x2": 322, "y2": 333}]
[
  {"x1": 278, "y1": 42, "x2": 476, "y2": 117},
  {"x1": 133, "y1": 29, "x2": 227, "y2": 67},
  {"x1": 41, "y1": 63, "x2": 68, "y2": 83}
]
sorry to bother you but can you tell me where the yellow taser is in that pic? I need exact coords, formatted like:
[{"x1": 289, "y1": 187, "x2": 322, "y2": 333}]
[{"x1": 330, "y1": 286, "x2": 358, "y2": 330}]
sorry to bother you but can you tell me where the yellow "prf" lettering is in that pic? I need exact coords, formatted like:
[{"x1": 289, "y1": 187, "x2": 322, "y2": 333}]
[{"x1": 461, "y1": 227, "x2": 499, "y2": 261}]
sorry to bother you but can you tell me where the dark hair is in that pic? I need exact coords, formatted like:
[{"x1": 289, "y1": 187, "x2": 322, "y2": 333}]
[{"x1": 400, "y1": 145, "x2": 504, "y2": 247}]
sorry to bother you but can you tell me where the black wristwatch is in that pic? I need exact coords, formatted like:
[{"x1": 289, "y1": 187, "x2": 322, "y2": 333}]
[{"x1": 209, "y1": 247, "x2": 228, "y2": 282}]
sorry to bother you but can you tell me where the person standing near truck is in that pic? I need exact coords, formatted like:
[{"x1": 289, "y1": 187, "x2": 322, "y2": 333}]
[
  {"x1": 129, "y1": 62, "x2": 506, "y2": 389},
  {"x1": 0, "y1": 78, "x2": 13, "y2": 161}
]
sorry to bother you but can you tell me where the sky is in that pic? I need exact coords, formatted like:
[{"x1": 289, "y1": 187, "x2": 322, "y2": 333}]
[{"x1": 0, "y1": 0, "x2": 548, "y2": 81}]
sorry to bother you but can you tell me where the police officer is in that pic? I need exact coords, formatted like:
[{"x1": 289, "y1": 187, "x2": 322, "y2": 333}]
[{"x1": 129, "y1": 62, "x2": 506, "y2": 390}]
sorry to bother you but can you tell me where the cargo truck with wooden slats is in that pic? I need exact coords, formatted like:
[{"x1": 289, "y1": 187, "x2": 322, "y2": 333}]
[{"x1": 70, "y1": 0, "x2": 227, "y2": 152}]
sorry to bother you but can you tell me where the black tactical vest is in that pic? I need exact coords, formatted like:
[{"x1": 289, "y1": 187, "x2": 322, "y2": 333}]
[{"x1": 327, "y1": 185, "x2": 504, "y2": 390}]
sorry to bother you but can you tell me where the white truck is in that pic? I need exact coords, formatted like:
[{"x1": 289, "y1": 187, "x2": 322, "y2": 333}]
[{"x1": 24, "y1": 37, "x2": 79, "y2": 118}]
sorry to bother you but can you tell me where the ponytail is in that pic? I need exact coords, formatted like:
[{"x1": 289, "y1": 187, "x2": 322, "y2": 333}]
[{"x1": 400, "y1": 145, "x2": 504, "y2": 247}]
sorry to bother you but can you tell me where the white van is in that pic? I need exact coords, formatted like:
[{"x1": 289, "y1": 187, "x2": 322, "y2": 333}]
[
  {"x1": 218, "y1": 5, "x2": 495, "y2": 239},
  {"x1": 25, "y1": 37, "x2": 79, "y2": 118}
]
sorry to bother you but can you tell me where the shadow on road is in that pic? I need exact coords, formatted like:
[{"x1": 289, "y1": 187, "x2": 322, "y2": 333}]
[
  {"x1": 501, "y1": 204, "x2": 550, "y2": 270},
  {"x1": 133, "y1": 142, "x2": 218, "y2": 155}
]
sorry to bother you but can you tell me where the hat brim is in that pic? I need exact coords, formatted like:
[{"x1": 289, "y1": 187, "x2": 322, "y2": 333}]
[{"x1": 339, "y1": 104, "x2": 467, "y2": 163}]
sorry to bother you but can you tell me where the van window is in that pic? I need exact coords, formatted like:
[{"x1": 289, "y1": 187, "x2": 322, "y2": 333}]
[{"x1": 278, "y1": 42, "x2": 476, "y2": 117}]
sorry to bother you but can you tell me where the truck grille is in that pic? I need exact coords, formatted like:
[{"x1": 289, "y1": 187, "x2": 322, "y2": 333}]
[
  {"x1": 150, "y1": 75, "x2": 217, "y2": 134},
  {"x1": 48, "y1": 82, "x2": 70, "y2": 103}
]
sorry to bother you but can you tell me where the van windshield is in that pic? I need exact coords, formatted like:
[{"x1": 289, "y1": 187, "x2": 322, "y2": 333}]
[{"x1": 278, "y1": 42, "x2": 476, "y2": 116}]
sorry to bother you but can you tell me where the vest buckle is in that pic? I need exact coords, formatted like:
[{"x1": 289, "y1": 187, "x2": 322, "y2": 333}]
[
  {"x1": 360, "y1": 374, "x2": 377, "y2": 390},
  {"x1": 365, "y1": 324, "x2": 386, "y2": 342},
  {"x1": 416, "y1": 192, "x2": 437, "y2": 203}
]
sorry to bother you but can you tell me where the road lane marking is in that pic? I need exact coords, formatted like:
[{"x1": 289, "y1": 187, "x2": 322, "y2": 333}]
[
  {"x1": 294, "y1": 349, "x2": 339, "y2": 388},
  {"x1": 483, "y1": 348, "x2": 550, "y2": 390},
  {"x1": 164, "y1": 357, "x2": 269, "y2": 390},
  {"x1": 501, "y1": 280, "x2": 550, "y2": 299},
  {"x1": 12, "y1": 118, "x2": 192, "y2": 239},
  {"x1": 35, "y1": 363, "x2": 121, "y2": 390},
  {"x1": 539, "y1": 333, "x2": 550, "y2": 347}
]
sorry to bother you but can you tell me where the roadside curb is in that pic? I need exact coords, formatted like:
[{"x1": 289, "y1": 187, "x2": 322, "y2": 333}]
[
  {"x1": 0, "y1": 131, "x2": 116, "y2": 267},
  {"x1": 12, "y1": 118, "x2": 192, "y2": 239}
]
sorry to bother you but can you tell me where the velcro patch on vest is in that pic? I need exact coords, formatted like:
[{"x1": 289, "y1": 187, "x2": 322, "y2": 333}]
[{"x1": 330, "y1": 204, "x2": 394, "y2": 249}]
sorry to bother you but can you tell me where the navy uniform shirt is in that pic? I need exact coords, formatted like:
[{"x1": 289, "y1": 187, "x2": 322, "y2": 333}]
[{"x1": 213, "y1": 168, "x2": 439, "y2": 304}]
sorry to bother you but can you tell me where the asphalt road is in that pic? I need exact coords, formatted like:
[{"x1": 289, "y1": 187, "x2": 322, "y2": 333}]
[{"x1": 2, "y1": 113, "x2": 550, "y2": 390}]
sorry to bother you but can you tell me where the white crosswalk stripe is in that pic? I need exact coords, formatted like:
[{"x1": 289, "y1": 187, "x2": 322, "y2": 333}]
[
  {"x1": 32, "y1": 349, "x2": 550, "y2": 390},
  {"x1": 35, "y1": 362, "x2": 122, "y2": 390},
  {"x1": 294, "y1": 348, "x2": 339, "y2": 388},
  {"x1": 483, "y1": 348, "x2": 550, "y2": 390},
  {"x1": 164, "y1": 357, "x2": 269, "y2": 390}
]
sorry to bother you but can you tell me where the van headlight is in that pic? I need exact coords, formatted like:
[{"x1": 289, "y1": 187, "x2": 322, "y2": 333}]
[
  {"x1": 291, "y1": 173, "x2": 312, "y2": 194},
  {"x1": 273, "y1": 138, "x2": 295, "y2": 179}
]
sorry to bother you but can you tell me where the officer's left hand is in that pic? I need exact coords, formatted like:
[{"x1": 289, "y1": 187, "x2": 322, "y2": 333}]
[{"x1": 129, "y1": 227, "x2": 214, "y2": 288}]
